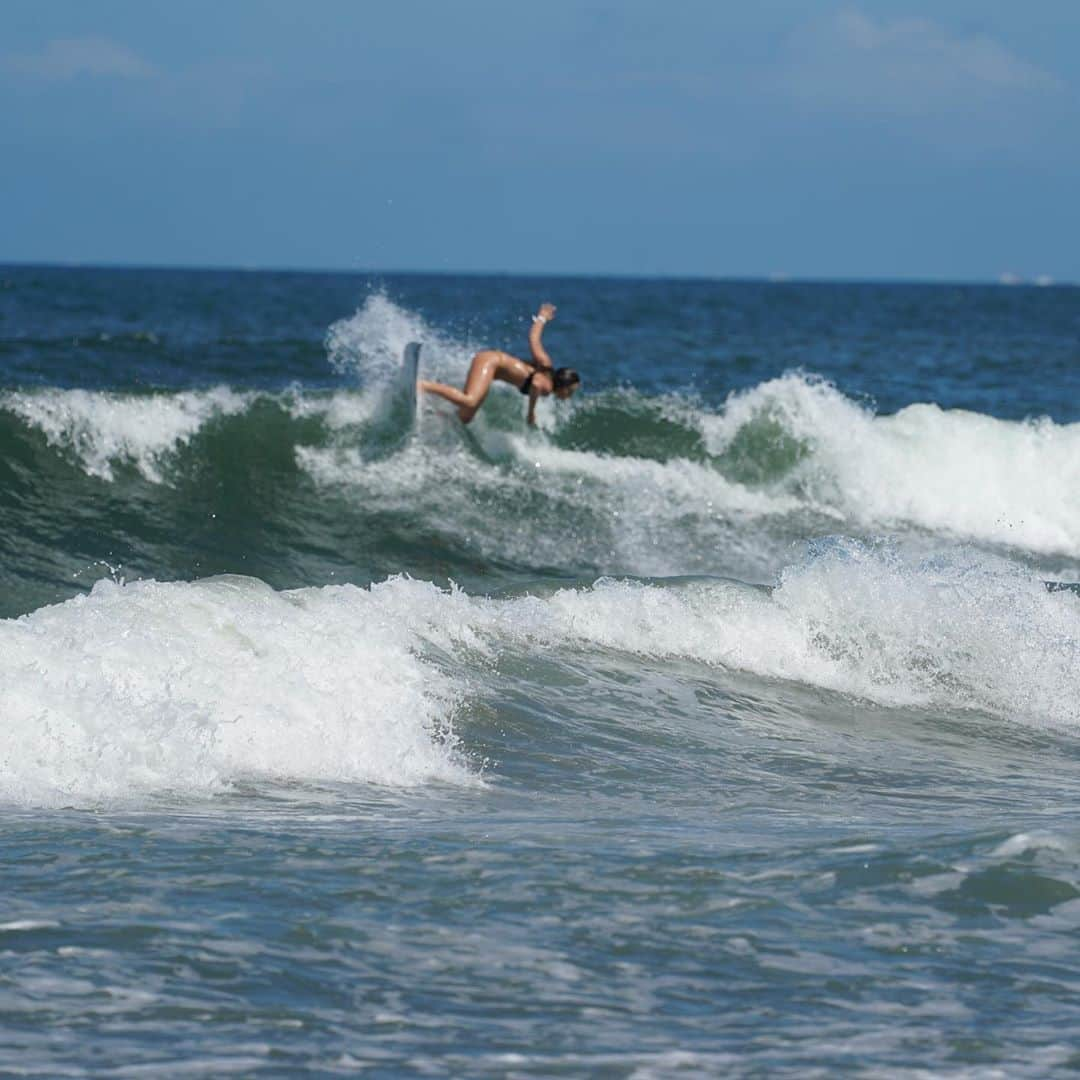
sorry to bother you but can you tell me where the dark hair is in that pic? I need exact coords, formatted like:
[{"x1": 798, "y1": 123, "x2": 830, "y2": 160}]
[{"x1": 553, "y1": 367, "x2": 581, "y2": 390}]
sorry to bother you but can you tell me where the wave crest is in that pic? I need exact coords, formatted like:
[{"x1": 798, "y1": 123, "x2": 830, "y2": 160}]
[{"x1": 704, "y1": 373, "x2": 1080, "y2": 555}]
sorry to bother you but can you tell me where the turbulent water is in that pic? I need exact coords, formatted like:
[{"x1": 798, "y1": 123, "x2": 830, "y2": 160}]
[{"x1": 2, "y1": 266, "x2": 1080, "y2": 1075}]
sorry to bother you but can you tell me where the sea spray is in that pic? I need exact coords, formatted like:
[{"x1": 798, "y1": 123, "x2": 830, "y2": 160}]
[{"x1": 325, "y1": 291, "x2": 472, "y2": 388}]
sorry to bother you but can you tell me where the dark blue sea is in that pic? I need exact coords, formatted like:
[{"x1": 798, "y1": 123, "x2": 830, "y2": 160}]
[{"x1": 2, "y1": 265, "x2": 1080, "y2": 1076}]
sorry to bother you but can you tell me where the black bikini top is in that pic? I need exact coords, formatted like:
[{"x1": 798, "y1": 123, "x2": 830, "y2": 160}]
[{"x1": 520, "y1": 365, "x2": 552, "y2": 395}]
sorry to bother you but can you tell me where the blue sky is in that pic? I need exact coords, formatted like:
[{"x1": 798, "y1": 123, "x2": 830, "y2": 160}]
[{"x1": 2, "y1": 1, "x2": 1078, "y2": 281}]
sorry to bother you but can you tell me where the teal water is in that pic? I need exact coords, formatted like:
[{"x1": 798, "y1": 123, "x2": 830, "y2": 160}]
[{"x1": 2, "y1": 266, "x2": 1080, "y2": 1076}]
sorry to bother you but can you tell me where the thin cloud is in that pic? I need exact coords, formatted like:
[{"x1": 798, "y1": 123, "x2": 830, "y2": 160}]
[
  {"x1": 776, "y1": 9, "x2": 1063, "y2": 113},
  {"x1": 5, "y1": 36, "x2": 157, "y2": 81}
]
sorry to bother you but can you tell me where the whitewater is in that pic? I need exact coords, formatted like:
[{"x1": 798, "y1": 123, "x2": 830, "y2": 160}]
[
  {"x1": 5, "y1": 542, "x2": 1079, "y2": 808},
  {"x1": 2, "y1": 266, "x2": 1079, "y2": 1076}
]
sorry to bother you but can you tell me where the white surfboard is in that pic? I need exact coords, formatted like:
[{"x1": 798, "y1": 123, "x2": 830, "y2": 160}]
[{"x1": 402, "y1": 342, "x2": 421, "y2": 425}]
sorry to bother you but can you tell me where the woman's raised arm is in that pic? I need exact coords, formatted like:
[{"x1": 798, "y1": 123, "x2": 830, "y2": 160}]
[{"x1": 528, "y1": 302, "x2": 556, "y2": 368}]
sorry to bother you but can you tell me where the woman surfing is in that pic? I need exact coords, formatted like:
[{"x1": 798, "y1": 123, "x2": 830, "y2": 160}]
[{"x1": 419, "y1": 303, "x2": 581, "y2": 425}]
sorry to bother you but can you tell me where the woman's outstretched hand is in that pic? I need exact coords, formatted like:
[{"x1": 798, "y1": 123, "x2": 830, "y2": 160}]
[{"x1": 538, "y1": 303, "x2": 556, "y2": 322}]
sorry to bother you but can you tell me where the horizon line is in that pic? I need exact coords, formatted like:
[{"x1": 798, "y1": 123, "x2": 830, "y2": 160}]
[{"x1": 0, "y1": 259, "x2": 1073, "y2": 290}]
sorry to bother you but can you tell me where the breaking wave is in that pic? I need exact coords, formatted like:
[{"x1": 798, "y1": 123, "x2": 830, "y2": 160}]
[
  {"x1": 2, "y1": 296, "x2": 1078, "y2": 624},
  {"x1": 3, "y1": 541, "x2": 1077, "y2": 806}
]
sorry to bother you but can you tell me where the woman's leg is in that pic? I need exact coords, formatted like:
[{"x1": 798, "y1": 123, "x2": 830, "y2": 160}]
[{"x1": 419, "y1": 352, "x2": 496, "y2": 423}]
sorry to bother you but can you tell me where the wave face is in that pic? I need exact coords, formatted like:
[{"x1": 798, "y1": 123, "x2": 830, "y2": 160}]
[{"x1": 4, "y1": 291, "x2": 1079, "y2": 621}]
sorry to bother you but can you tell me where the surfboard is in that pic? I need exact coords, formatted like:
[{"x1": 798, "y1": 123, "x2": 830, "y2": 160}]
[{"x1": 402, "y1": 342, "x2": 421, "y2": 422}]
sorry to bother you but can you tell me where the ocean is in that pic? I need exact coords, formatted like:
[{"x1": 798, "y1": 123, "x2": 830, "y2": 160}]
[{"x1": 1, "y1": 265, "x2": 1079, "y2": 1076}]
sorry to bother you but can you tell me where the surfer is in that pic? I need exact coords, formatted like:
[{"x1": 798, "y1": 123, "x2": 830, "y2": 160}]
[{"x1": 418, "y1": 303, "x2": 581, "y2": 425}]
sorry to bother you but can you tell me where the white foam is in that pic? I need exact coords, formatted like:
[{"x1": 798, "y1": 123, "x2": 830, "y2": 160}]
[
  {"x1": 764, "y1": 540, "x2": 1080, "y2": 722},
  {"x1": 296, "y1": 434, "x2": 799, "y2": 579},
  {"x1": 0, "y1": 575, "x2": 471, "y2": 807},
  {"x1": 501, "y1": 436, "x2": 800, "y2": 517},
  {"x1": 339, "y1": 548, "x2": 1080, "y2": 730},
  {"x1": 1, "y1": 386, "x2": 250, "y2": 482},
  {"x1": 991, "y1": 832, "x2": 1069, "y2": 859},
  {"x1": 706, "y1": 373, "x2": 1080, "y2": 557},
  {"x1": 282, "y1": 387, "x2": 379, "y2": 430},
  {"x1": 405, "y1": 545, "x2": 1080, "y2": 728},
  {"x1": 546, "y1": 544, "x2": 1079, "y2": 727},
  {"x1": 298, "y1": 376, "x2": 806, "y2": 579}
]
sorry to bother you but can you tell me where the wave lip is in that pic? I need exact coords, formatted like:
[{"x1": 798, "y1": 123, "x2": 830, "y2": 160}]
[
  {"x1": 0, "y1": 575, "x2": 471, "y2": 807},
  {"x1": 706, "y1": 373, "x2": 1080, "y2": 557},
  {"x1": 0, "y1": 386, "x2": 251, "y2": 481}
]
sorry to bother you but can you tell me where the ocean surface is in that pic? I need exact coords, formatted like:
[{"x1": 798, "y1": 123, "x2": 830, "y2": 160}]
[{"x1": 2, "y1": 265, "x2": 1079, "y2": 1076}]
